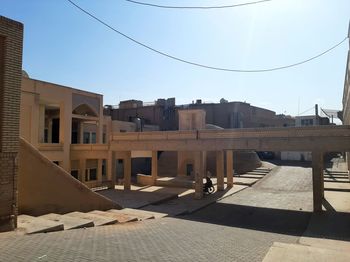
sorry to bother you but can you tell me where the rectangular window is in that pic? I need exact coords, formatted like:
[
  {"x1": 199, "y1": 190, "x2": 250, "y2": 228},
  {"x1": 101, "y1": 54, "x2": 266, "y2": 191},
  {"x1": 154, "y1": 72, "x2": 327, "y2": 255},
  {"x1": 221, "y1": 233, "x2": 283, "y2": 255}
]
[
  {"x1": 44, "y1": 129, "x2": 49, "y2": 143},
  {"x1": 91, "y1": 132, "x2": 96, "y2": 144},
  {"x1": 71, "y1": 170, "x2": 79, "y2": 179},
  {"x1": 83, "y1": 132, "x2": 90, "y2": 144},
  {"x1": 89, "y1": 168, "x2": 97, "y2": 180},
  {"x1": 102, "y1": 159, "x2": 106, "y2": 177},
  {"x1": 102, "y1": 133, "x2": 106, "y2": 144},
  {"x1": 85, "y1": 168, "x2": 97, "y2": 181}
]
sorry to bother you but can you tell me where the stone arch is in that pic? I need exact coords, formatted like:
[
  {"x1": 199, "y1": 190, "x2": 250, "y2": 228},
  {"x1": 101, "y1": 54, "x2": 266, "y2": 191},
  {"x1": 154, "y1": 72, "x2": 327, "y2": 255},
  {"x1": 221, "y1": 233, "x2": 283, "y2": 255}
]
[{"x1": 72, "y1": 104, "x2": 98, "y2": 117}]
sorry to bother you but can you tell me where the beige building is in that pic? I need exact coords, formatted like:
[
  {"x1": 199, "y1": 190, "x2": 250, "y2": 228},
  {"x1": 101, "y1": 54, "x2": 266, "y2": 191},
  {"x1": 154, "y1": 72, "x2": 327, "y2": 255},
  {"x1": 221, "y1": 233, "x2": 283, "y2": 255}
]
[
  {"x1": 342, "y1": 33, "x2": 350, "y2": 175},
  {"x1": 20, "y1": 75, "x2": 116, "y2": 188}
]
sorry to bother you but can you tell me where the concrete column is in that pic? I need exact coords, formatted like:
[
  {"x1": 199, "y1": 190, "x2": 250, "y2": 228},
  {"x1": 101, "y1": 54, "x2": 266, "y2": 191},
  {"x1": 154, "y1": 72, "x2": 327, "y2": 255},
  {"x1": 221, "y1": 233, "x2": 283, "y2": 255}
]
[
  {"x1": 97, "y1": 159, "x2": 103, "y2": 184},
  {"x1": 111, "y1": 151, "x2": 117, "y2": 186},
  {"x1": 226, "y1": 150, "x2": 233, "y2": 188},
  {"x1": 151, "y1": 151, "x2": 158, "y2": 185},
  {"x1": 38, "y1": 104, "x2": 45, "y2": 143},
  {"x1": 194, "y1": 151, "x2": 205, "y2": 199},
  {"x1": 48, "y1": 118, "x2": 52, "y2": 143},
  {"x1": 59, "y1": 102, "x2": 72, "y2": 171},
  {"x1": 79, "y1": 158, "x2": 86, "y2": 183},
  {"x1": 312, "y1": 151, "x2": 324, "y2": 212},
  {"x1": 216, "y1": 150, "x2": 225, "y2": 191},
  {"x1": 107, "y1": 150, "x2": 113, "y2": 186},
  {"x1": 97, "y1": 120, "x2": 103, "y2": 144},
  {"x1": 347, "y1": 152, "x2": 350, "y2": 181},
  {"x1": 31, "y1": 96, "x2": 40, "y2": 147},
  {"x1": 124, "y1": 151, "x2": 131, "y2": 190},
  {"x1": 79, "y1": 121, "x2": 84, "y2": 144}
]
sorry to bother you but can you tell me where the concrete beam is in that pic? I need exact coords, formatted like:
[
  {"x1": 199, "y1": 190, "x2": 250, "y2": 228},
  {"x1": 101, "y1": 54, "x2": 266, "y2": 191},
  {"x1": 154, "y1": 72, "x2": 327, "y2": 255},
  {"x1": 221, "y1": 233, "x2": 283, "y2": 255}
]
[
  {"x1": 226, "y1": 150, "x2": 233, "y2": 188},
  {"x1": 312, "y1": 151, "x2": 324, "y2": 212},
  {"x1": 110, "y1": 136, "x2": 350, "y2": 152},
  {"x1": 216, "y1": 151, "x2": 225, "y2": 191}
]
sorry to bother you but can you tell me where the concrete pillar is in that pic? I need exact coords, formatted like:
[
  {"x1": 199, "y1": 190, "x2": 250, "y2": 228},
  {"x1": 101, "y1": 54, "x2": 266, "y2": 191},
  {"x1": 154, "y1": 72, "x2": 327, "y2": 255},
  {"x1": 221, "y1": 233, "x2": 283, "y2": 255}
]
[
  {"x1": 107, "y1": 150, "x2": 113, "y2": 185},
  {"x1": 124, "y1": 151, "x2": 131, "y2": 190},
  {"x1": 194, "y1": 151, "x2": 205, "y2": 199},
  {"x1": 216, "y1": 150, "x2": 225, "y2": 191},
  {"x1": 347, "y1": 152, "x2": 350, "y2": 181},
  {"x1": 97, "y1": 159, "x2": 103, "y2": 185},
  {"x1": 59, "y1": 102, "x2": 72, "y2": 171},
  {"x1": 97, "y1": 120, "x2": 103, "y2": 144},
  {"x1": 312, "y1": 151, "x2": 324, "y2": 212},
  {"x1": 111, "y1": 151, "x2": 117, "y2": 186},
  {"x1": 31, "y1": 95, "x2": 40, "y2": 147},
  {"x1": 38, "y1": 104, "x2": 45, "y2": 143},
  {"x1": 226, "y1": 150, "x2": 233, "y2": 188},
  {"x1": 151, "y1": 151, "x2": 158, "y2": 185},
  {"x1": 79, "y1": 158, "x2": 86, "y2": 183},
  {"x1": 79, "y1": 121, "x2": 84, "y2": 144}
]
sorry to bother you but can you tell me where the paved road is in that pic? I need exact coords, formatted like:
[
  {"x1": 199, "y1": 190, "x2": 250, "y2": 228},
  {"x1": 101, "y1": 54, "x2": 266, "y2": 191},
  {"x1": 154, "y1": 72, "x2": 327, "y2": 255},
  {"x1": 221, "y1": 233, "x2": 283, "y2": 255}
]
[{"x1": 0, "y1": 165, "x2": 313, "y2": 262}]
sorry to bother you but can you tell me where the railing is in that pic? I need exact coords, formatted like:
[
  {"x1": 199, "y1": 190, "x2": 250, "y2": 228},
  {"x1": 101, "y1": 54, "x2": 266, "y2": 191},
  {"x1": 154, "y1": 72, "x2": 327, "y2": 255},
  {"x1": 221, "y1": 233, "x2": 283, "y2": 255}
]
[
  {"x1": 70, "y1": 144, "x2": 109, "y2": 151},
  {"x1": 37, "y1": 143, "x2": 64, "y2": 151},
  {"x1": 112, "y1": 125, "x2": 350, "y2": 142}
]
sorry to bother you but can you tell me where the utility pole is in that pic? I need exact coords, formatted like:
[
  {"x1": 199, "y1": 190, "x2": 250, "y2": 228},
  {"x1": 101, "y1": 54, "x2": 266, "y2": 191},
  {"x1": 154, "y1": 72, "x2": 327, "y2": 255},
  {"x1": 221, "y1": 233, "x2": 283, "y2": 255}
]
[
  {"x1": 315, "y1": 104, "x2": 319, "y2": 126},
  {"x1": 348, "y1": 19, "x2": 350, "y2": 47}
]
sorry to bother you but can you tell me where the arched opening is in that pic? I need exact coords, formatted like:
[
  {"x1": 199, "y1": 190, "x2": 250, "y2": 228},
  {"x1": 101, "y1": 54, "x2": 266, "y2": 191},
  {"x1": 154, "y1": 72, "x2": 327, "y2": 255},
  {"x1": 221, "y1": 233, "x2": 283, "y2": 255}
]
[{"x1": 72, "y1": 104, "x2": 98, "y2": 117}]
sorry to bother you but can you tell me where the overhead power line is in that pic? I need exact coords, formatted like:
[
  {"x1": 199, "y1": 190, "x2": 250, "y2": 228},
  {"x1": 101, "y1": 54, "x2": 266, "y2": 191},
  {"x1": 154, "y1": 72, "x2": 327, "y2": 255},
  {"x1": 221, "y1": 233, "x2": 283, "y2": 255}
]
[
  {"x1": 124, "y1": 0, "x2": 273, "y2": 9},
  {"x1": 67, "y1": 0, "x2": 349, "y2": 73},
  {"x1": 298, "y1": 106, "x2": 315, "y2": 116}
]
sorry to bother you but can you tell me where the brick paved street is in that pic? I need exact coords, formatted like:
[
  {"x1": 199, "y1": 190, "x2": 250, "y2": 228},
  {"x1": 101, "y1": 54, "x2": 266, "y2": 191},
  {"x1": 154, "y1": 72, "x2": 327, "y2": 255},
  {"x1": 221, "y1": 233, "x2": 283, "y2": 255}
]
[{"x1": 0, "y1": 165, "x2": 313, "y2": 262}]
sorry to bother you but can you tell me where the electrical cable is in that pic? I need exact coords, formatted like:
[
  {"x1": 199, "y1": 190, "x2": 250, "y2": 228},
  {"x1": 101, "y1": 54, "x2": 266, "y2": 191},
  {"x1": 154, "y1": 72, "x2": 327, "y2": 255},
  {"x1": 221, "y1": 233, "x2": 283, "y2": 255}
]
[
  {"x1": 67, "y1": 0, "x2": 349, "y2": 73},
  {"x1": 124, "y1": 0, "x2": 273, "y2": 9},
  {"x1": 298, "y1": 106, "x2": 315, "y2": 116}
]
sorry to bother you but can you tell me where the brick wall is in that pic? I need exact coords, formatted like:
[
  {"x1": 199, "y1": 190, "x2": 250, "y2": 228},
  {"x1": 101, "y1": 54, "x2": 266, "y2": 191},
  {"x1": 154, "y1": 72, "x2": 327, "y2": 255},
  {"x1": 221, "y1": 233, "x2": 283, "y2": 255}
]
[{"x1": 0, "y1": 16, "x2": 23, "y2": 232}]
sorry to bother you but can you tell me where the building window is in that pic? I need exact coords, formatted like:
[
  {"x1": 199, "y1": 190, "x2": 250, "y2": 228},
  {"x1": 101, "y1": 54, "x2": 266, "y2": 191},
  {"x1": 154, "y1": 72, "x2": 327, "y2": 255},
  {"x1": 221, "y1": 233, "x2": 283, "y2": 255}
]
[
  {"x1": 91, "y1": 132, "x2": 96, "y2": 144},
  {"x1": 71, "y1": 170, "x2": 79, "y2": 179},
  {"x1": 301, "y1": 119, "x2": 314, "y2": 126},
  {"x1": 83, "y1": 132, "x2": 90, "y2": 144},
  {"x1": 44, "y1": 129, "x2": 49, "y2": 143},
  {"x1": 85, "y1": 168, "x2": 97, "y2": 181},
  {"x1": 102, "y1": 159, "x2": 106, "y2": 177},
  {"x1": 102, "y1": 133, "x2": 106, "y2": 144},
  {"x1": 83, "y1": 132, "x2": 97, "y2": 144}
]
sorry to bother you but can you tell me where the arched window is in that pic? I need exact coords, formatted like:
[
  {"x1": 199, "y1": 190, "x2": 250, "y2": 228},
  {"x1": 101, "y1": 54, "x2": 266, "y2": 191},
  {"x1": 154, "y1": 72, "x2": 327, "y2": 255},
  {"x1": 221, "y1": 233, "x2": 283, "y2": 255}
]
[{"x1": 72, "y1": 104, "x2": 98, "y2": 117}]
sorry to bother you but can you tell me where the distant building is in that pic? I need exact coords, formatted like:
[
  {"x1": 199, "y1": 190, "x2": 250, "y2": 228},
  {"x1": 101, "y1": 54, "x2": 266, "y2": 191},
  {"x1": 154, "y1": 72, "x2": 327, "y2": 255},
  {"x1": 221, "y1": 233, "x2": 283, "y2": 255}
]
[{"x1": 105, "y1": 99, "x2": 295, "y2": 130}]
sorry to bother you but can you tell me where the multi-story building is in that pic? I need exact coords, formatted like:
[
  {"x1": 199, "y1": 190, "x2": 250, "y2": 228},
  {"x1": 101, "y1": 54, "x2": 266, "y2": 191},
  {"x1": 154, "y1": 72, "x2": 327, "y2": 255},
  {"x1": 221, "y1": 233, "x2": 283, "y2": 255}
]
[
  {"x1": 105, "y1": 99, "x2": 295, "y2": 130},
  {"x1": 342, "y1": 34, "x2": 350, "y2": 175}
]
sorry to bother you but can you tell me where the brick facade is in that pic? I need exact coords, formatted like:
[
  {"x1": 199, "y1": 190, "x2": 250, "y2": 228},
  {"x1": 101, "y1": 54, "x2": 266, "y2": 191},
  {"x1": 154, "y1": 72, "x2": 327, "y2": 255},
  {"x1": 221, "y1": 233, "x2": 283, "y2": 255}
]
[{"x1": 0, "y1": 16, "x2": 23, "y2": 232}]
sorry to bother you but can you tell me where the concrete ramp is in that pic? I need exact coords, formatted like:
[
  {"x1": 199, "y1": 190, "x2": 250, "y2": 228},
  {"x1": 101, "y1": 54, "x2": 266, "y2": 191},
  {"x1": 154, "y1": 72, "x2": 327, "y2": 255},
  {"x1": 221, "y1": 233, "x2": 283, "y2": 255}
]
[
  {"x1": 65, "y1": 212, "x2": 118, "y2": 226},
  {"x1": 263, "y1": 242, "x2": 350, "y2": 262},
  {"x1": 111, "y1": 208, "x2": 167, "y2": 220},
  {"x1": 90, "y1": 210, "x2": 138, "y2": 223},
  {"x1": 18, "y1": 215, "x2": 64, "y2": 234},
  {"x1": 40, "y1": 213, "x2": 94, "y2": 230},
  {"x1": 18, "y1": 138, "x2": 120, "y2": 216}
]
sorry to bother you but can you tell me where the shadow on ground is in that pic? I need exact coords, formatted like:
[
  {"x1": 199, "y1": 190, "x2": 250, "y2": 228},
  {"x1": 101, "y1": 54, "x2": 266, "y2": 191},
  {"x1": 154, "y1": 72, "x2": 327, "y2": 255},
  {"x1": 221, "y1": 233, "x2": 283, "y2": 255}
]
[
  {"x1": 180, "y1": 202, "x2": 312, "y2": 237},
  {"x1": 178, "y1": 201, "x2": 350, "y2": 242}
]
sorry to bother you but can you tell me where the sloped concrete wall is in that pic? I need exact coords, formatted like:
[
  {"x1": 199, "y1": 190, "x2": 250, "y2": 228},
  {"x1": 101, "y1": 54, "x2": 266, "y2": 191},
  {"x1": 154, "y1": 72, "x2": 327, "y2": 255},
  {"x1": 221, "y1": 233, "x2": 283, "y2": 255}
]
[{"x1": 18, "y1": 138, "x2": 120, "y2": 216}]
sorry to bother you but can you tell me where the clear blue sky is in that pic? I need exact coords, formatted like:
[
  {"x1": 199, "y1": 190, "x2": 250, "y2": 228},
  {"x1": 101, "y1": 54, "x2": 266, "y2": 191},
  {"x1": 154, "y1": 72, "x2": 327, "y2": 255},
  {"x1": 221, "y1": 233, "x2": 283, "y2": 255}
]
[{"x1": 1, "y1": 0, "x2": 349, "y2": 116}]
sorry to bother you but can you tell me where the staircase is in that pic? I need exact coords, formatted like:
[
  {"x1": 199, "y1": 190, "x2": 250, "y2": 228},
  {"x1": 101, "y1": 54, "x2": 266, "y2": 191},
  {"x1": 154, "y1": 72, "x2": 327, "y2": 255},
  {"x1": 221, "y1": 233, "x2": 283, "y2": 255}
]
[{"x1": 17, "y1": 208, "x2": 163, "y2": 235}]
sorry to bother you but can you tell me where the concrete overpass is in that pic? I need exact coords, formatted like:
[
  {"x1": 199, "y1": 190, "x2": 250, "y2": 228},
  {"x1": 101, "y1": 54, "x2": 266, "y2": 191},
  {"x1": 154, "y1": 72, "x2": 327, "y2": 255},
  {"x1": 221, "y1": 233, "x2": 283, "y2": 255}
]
[{"x1": 109, "y1": 125, "x2": 350, "y2": 212}]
